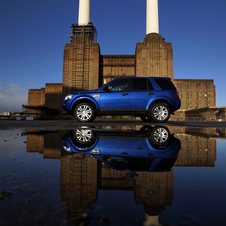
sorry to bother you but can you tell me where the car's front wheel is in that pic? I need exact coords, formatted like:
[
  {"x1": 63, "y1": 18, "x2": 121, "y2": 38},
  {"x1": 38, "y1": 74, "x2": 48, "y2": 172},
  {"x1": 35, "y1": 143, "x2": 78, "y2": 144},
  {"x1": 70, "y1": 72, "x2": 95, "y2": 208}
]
[
  {"x1": 74, "y1": 102, "x2": 96, "y2": 122},
  {"x1": 150, "y1": 102, "x2": 170, "y2": 123},
  {"x1": 71, "y1": 128, "x2": 96, "y2": 148}
]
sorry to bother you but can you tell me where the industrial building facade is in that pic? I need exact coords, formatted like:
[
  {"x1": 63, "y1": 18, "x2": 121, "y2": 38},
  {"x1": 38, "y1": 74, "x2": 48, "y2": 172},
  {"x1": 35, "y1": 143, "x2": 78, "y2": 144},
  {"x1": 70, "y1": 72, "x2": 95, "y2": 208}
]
[
  {"x1": 26, "y1": 28, "x2": 215, "y2": 118},
  {"x1": 26, "y1": 0, "x2": 215, "y2": 118}
]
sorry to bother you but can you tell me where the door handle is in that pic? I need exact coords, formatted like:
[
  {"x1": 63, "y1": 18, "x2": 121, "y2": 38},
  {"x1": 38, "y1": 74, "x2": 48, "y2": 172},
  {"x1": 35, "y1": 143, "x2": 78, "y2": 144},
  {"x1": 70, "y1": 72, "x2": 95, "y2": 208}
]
[
  {"x1": 146, "y1": 93, "x2": 154, "y2": 95},
  {"x1": 121, "y1": 93, "x2": 128, "y2": 96},
  {"x1": 120, "y1": 152, "x2": 128, "y2": 155}
]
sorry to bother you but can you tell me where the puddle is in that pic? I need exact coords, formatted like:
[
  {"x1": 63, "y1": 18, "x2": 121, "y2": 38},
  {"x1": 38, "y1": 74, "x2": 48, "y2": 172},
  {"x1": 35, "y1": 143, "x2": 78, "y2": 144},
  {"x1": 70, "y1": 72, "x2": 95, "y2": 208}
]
[{"x1": 0, "y1": 126, "x2": 226, "y2": 225}]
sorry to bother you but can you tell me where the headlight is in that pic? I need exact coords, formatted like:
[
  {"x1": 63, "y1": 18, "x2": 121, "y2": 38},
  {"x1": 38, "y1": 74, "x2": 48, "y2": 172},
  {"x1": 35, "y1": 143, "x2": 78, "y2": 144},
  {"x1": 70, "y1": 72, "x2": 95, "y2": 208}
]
[
  {"x1": 90, "y1": 149, "x2": 99, "y2": 154},
  {"x1": 64, "y1": 94, "x2": 73, "y2": 101},
  {"x1": 63, "y1": 146, "x2": 71, "y2": 152}
]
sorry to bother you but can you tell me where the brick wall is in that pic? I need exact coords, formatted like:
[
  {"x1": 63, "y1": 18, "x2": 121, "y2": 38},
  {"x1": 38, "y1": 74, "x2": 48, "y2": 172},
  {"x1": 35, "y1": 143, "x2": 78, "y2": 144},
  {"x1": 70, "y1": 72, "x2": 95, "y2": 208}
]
[{"x1": 136, "y1": 33, "x2": 173, "y2": 79}]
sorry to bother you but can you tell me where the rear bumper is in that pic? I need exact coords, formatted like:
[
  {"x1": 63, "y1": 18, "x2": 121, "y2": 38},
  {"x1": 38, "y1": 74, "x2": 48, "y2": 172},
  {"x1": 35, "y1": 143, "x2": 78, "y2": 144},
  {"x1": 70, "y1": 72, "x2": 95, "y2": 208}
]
[{"x1": 171, "y1": 99, "x2": 181, "y2": 113}]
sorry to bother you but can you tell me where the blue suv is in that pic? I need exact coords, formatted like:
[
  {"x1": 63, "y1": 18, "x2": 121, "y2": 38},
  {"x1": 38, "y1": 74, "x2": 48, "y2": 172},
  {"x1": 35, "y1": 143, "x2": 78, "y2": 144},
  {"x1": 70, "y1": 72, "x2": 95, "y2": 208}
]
[
  {"x1": 62, "y1": 77, "x2": 181, "y2": 122},
  {"x1": 61, "y1": 126, "x2": 181, "y2": 172}
]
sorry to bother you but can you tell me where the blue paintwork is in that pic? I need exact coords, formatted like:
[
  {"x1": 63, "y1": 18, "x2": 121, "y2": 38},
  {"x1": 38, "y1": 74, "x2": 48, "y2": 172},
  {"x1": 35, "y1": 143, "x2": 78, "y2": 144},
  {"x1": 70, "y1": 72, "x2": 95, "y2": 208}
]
[
  {"x1": 62, "y1": 77, "x2": 181, "y2": 116},
  {"x1": 61, "y1": 126, "x2": 181, "y2": 172}
]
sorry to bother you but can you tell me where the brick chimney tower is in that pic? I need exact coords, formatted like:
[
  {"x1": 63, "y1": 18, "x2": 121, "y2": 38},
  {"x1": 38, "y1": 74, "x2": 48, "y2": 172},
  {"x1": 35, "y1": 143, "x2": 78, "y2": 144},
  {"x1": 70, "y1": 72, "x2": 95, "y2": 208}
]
[
  {"x1": 136, "y1": 0, "x2": 173, "y2": 79},
  {"x1": 62, "y1": 0, "x2": 100, "y2": 95}
]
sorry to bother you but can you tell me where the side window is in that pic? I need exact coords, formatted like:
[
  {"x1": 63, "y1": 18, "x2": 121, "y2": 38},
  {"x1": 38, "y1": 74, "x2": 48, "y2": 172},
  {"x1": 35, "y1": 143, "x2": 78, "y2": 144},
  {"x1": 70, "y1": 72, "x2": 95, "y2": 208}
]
[
  {"x1": 106, "y1": 79, "x2": 129, "y2": 92},
  {"x1": 154, "y1": 79, "x2": 176, "y2": 90},
  {"x1": 131, "y1": 79, "x2": 154, "y2": 91}
]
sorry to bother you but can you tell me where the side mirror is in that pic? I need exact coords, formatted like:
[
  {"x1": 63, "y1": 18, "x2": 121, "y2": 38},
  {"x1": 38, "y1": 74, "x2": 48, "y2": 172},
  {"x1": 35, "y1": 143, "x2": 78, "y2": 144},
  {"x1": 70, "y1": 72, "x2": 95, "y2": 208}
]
[{"x1": 104, "y1": 86, "x2": 112, "y2": 92}]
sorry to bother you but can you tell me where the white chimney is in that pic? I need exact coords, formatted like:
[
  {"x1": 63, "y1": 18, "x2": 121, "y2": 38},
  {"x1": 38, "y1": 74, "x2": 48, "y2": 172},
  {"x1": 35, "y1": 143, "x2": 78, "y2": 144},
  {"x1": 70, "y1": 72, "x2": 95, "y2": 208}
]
[
  {"x1": 146, "y1": 0, "x2": 159, "y2": 34},
  {"x1": 78, "y1": 0, "x2": 90, "y2": 25}
]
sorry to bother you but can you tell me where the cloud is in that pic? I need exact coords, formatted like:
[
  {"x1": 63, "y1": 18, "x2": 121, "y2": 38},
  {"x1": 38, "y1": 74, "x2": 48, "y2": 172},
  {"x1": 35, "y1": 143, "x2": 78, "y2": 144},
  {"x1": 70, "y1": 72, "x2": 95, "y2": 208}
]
[{"x1": 0, "y1": 83, "x2": 28, "y2": 113}]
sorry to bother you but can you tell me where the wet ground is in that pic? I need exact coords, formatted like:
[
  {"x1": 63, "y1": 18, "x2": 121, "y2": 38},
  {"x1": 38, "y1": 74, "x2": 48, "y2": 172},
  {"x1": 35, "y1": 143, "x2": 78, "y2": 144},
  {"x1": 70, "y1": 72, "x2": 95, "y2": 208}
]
[{"x1": 1, "y1": 120, "x2": 226, "y2": 226}]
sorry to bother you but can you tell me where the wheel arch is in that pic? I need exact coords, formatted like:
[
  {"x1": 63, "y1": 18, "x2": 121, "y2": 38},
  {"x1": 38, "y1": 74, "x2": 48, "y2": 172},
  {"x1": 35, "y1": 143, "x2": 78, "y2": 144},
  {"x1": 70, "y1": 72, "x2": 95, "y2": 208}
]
[
  {"x1": 148, "y1": 99, "x2": 173, "y2": 113},
  {"x1": 71, "y1": 98, "x2": 98, "y2": 115}
]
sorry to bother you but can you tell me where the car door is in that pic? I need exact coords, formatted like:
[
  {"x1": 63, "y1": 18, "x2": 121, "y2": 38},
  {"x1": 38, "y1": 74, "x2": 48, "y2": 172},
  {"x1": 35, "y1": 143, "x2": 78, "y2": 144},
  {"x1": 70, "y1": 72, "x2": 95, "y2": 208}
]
[
  {"x1": 98, "y1": 135, "x2": 130, "y2": 156},
  {"x1": 130, "y1": 78, "x2": 155, "y2": 112},
  {"x1": 99, "y1": 78, "x2": 131, "y2": 113}
]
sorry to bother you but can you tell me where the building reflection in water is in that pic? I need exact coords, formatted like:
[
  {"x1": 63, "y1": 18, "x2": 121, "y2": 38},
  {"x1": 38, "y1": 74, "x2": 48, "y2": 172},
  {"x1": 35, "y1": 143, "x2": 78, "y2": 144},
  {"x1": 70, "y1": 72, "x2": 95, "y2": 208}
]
[{"x1": 24, "y1": 126, "x2": 224, "y2": 225}]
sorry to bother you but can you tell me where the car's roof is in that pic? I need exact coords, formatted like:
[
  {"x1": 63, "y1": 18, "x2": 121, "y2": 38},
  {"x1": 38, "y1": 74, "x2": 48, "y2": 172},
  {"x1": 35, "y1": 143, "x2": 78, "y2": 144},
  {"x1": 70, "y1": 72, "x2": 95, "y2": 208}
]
[{"x1": 114, "y1": 77, "x2": 170, "y2": 80}]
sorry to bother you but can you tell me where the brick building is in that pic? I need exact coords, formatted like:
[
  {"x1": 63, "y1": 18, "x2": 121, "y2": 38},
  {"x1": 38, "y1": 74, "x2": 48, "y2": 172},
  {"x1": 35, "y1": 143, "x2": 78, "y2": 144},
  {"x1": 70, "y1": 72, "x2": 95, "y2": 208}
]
[{"x1": 25, "y1": 1, "x2": 216, "y2": 118}]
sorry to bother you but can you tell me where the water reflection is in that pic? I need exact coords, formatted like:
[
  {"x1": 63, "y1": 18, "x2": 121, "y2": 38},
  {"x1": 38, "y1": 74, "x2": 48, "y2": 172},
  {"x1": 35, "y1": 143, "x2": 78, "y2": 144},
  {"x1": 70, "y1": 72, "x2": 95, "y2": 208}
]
[
  {"x1": 61, "y1": 126, "x2": 181, "y2": 173},
  {"x1": 1, "y1": 126, "x2": 225, "y2": 225}
]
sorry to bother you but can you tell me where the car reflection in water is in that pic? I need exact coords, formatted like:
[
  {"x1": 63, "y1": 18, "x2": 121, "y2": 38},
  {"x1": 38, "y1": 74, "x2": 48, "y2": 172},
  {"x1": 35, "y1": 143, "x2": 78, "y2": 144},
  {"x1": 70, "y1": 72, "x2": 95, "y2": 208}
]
[{"x1": 62, "y1": 126, "x2": 181, "y2": 173}]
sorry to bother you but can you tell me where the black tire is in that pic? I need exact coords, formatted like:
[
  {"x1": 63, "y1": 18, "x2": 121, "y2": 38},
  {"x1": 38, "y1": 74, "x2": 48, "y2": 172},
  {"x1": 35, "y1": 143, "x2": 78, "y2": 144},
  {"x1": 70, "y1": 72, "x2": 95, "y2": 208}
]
[
  {"x1": 71, "y1": 128, "x2": 96, "y2": 148},
  {"x1": 140, "y1": 116, "x2": 152, "y2": 122},
  {"x1": 73, "y1": 102, "x2": 96, "y2": 122},
  {"x1": 150, "y1": 102, "x2": 170, "y2": 123},
  {"x1": 149, "y1": 126, "x2": 171, "y2": 149}
]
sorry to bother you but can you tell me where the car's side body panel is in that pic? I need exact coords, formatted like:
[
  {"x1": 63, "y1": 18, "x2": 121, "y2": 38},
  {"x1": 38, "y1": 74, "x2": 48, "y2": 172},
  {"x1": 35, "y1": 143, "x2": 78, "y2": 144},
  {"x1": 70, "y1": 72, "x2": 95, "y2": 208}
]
[{"x1": 62, "y1": 77, "x2": 181, "y2": 122}]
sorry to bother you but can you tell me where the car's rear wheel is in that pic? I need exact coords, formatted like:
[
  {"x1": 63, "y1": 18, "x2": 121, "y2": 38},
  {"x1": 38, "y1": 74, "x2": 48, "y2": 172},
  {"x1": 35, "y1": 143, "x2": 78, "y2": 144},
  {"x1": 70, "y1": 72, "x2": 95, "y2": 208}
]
[
  {"x1": 150, "y1": 102, "x2": 170, "y2": 123},
  {"x1": 74, "y1": 102, "x2": 96, "y2": 122},
  {"x1": 149, "y1": 126, "x2": 171, "y2": 149}
]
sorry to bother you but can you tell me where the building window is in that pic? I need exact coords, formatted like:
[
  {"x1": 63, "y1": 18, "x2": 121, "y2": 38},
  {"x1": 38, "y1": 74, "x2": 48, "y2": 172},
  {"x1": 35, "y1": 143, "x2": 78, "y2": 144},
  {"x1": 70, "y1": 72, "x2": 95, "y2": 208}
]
[
  {"x1": 195, "y1": 88, "x2": 198, "y2": 92},
  {"x1": 186, "y1": 88, "x2": 188, "y2": 91},
  {"x1": 186, "y1": 94, "x2": 189, "y2": 98},
  {"x1": 200, "y1": 101, "x2": 202, "y2": 104},
  {"x1": 209, "y1": 89, "x2": 211, "y2": 92},
  {"x1": 190, "y1": 100, "x2": 192, "y2": 104},
  {"x1": 180, "y1": 94, "x2": 183, "y2": 98},
  {"x1": 199, "y1": 88, "x2": 202, "y2": 92},
  {"x1": 209, "y1": 101, "x2": 211, "y2": 104},
  {"x1": 190, "y1": 88, "x2": 192, "y2": 91}
]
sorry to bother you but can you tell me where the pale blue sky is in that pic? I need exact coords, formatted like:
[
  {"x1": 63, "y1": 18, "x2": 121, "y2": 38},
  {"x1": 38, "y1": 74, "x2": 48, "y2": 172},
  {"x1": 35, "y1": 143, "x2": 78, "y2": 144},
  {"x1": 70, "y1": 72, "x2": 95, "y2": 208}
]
[{"x1": 0, "y1": 0, "x2": 226, "y2": 112}]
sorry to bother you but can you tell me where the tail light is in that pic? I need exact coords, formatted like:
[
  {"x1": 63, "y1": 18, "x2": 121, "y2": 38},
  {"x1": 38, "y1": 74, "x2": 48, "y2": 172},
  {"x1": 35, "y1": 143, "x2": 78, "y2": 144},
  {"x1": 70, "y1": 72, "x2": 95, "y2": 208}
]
[{"x1": 175, "y1": 90, "x2": 179, "y2": 98}]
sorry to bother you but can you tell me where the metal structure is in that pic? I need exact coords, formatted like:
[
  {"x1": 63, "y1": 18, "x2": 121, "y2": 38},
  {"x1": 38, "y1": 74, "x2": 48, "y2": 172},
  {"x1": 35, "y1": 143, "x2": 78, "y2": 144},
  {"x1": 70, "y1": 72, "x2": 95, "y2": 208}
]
[{"x1": 69, "y1": 22, "x2": 97, "y2": 43}]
